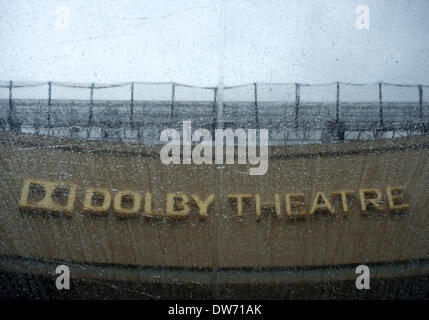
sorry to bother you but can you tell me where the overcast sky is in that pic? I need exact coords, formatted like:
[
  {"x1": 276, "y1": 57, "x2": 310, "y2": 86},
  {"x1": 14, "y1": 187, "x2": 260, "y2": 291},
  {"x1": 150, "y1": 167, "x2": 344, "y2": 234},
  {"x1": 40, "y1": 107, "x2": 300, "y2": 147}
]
[{"x1": 1, "y1": 0, "x2": 428, "y2": 87}]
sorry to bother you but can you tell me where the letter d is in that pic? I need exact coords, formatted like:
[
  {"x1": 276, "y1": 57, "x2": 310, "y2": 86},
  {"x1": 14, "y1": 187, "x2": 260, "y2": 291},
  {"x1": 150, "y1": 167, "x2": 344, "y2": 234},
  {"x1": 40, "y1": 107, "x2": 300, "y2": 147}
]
[{"x1": 212, "y1": 305, "x2": 220, "y2": 315}]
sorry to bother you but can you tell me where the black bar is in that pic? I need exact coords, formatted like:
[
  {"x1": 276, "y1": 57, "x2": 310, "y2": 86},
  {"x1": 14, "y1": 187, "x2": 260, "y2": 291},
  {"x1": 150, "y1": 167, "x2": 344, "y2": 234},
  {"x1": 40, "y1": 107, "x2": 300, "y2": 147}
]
[
  {"x1": 336, "y1": 82, "x2": 340, "y2": 124},
  {"x1": 171, "y1": 83, "x2": 175, "y2": 122},
  {"x1": 130, "y1": 82, "x2": 134, "y2": 127},
  {"x1": 295, "y1": 83, "x2": 300, "y2": 130},
  {"x1": 379, "y1": 82, "x2": 383, "y2": 129},
  {"x1": 254, "y1": 83, "x2": 259, "y2": 130},
  {"x1": 418, "y1": 85, "x2": 423, "y2": 130},
  {"x1": 88, "y1": 83, "x2": 95, "y2": 128},
  {"x1": 8, "y1": 81, "x2": 12, "y2": 108},
  {"x1": 7, "y1": 81, "x2": 16, "y2": 131},
  {"x1": 213, "y1": 87, "x2": 217, "y2": 137},
  {"x1": 47, "y1": 82, "x2": 52, "y2": 129},
  {"x1": 8, "y1": 80, "x2": 13, "y2": 114}
]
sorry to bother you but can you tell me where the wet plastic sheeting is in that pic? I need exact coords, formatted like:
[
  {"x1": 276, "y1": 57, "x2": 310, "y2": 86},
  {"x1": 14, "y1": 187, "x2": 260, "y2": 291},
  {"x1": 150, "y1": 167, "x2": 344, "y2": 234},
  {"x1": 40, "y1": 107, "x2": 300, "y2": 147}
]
[
  {"x1": 131, "y1": 83, "x2": 173, "y2": 143},
  {"x1": 339, "y1": 83, "x2": 379, "y2": 130},
  {"x1": 254, "y1": 83, "x2": 295, "y2": 145},
  {"x1": 49, "y1": 85, "x2": 91, "y2": 139},
  {"x1": 257, "y1": 83, "x2": 295, "y2": 129},
  {"x1": 133, "y1": 83, "x2": 172, "y2": 101},
  {"x1": 1, "y1": 133, "x2": 428, "y2": 299},
  {"x1": 0, "y1": 140, "x2": 217, "y2": 267},
  {"x1": 382, "y1": 84, "x2": 420, "y2": 126},
  {"x1": 174, "y1": 86, "x2": 214, "y2": 132},
  {"x1": 91, "y1": 86, "x2": 131, "y2": 141},
  {"x1": 51, "y1": 84, "x2": 92, "y2": 100},
  {"x1": 5, "y1": 83, "x2": 49, "y2": 133},
  {"x1": 1, "y1": 81, "x2": 428, "y2": 145},
  {"x1": 298, "y1": 83, "x2": 336, "y2": 130},
  {"x1": 223, "y1": 84, "x2": 255, "y2": 129}
]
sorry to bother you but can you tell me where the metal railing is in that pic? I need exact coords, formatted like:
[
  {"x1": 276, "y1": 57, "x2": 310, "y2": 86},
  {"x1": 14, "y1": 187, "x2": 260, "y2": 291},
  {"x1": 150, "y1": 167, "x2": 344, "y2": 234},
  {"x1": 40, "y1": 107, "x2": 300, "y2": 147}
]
[{"x1": 1, "y1": 80, "x2": 428, "y2": 144}]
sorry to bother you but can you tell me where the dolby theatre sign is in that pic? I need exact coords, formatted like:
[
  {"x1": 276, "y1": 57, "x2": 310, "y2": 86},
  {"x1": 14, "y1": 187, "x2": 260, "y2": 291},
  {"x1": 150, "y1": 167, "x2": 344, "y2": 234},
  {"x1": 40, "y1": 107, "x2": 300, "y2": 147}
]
[{"x1": 19, "y1": 179, "x2": 410, "y2": 219}]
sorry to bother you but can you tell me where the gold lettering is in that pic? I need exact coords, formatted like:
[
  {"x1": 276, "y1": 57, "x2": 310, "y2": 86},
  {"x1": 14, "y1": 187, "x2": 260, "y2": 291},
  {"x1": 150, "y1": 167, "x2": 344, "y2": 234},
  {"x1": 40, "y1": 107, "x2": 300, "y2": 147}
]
[
  {"x1": 228, "y1": 194, "x2": 252, "y2": 217},
  {"x1": 359, "y1": 188, "x2": 383, "y2": 214},
  {"x1": 18, "y1": 177, "x2": 413, "y2": 222},
  {"x1": 285, "y1": 193, "x2": 306, "y2": 218},
  {"x1": 166, "y1": 193, "x2": 190, "y2": 218},
  {"x1": 113, "y1": 191, "x2": 141, "y2": 218},
  {"x1": 191, "y1": 194, "x2": 215, "y2": 218},
  {"x1": 83, "y1": 188, "x2": 111, "y2": 216},
  {"x1": 310, "y1": 192, "x2": 335, "y2": 216},
  {"x1": 331, "y1": 190, "x2": 354, "y2": 213},
  {"x1": 386, "y1": 186, "x2": 409, "y2": 213},
  {"x1": 254, "y1": 193, "x2": 281, "y2": 218},
  {"x1": 18, "y1": 179, "x2": 77, "y2": 215}
]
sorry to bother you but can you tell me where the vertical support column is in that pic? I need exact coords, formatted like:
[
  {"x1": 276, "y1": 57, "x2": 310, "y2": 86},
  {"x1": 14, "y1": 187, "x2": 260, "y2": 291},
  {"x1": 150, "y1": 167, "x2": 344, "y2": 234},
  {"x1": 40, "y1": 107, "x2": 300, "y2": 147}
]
[
  {"x1": 213, "y1": 87, "x2": 217, "y2": 137},
  {"x1": 7, "y1": 80, "x2": 18, "y2": 131},
  {"x1": 295, "y1": 83, "x2": 300, "y2": 130},
  {"x1": 8, "y1": 81, "x2": 12, "y2": 111},
  {"x1": 130, "y1": 82, "x2": 134, "y2": 128},
  {"x1": 379, "y1": 82, "x2": 384, "y2": 130},
  {"x1": 336, "y1": 82, "x2": 340, "y2": 124},
  {"x1": 88, "y1": 83, "x2": 95, "y2": 138},
  {"x1": 47, "y1": 81, "x2": 52, "y2": 131},
  {"x1": 418, "y1": 85, "x2": 424, "y2": 132},
  {"x1": 216, "y1": 85, "x2": 224, "y2": 131},
  {"x1": 170, "y1": 82, "x2": 176, "y2": 123},
  {"x1": 8, "y1": 81, "x2": 13, "y2": 126},
  {"x1": 335, "y1": 82, "x2": 345, "y2": 141},
  {"x1": 254, "y1": 83, "x2": 259, "y2": 130}
]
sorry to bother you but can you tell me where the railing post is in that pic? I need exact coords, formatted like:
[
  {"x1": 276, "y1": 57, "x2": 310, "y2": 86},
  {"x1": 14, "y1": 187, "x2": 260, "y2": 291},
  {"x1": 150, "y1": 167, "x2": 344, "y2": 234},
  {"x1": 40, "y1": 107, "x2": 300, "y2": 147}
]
[
  {"x1": 335, "y1": 82, "x2": 345, "y2": 141},
  {"x1": 418, "y1": 85, "x2": 425, "y2": 132},
  {"x1": 7, "y1": 80, "x2": 19, "y2": 131},
  {"x1": 295, "y1": 83, "x2": 300, "y2": 130},
  {"x1": 88, "y1": 83, "x2": 95, "y2": 137},
  {"x1": 379, "y1": 82, "x2": 384, "y2": 130},
  {"x1": 8, "y1": 81, "x2": 13, "y2": 125},
  {"x1": 47, "y1": 81, "x2": 52, "y2": 130},
  {"x1": 171, "y1": 82, "x2": 176, "y2": 123},
  {"x1": 216, "y1": 84, "x2": 224, "y2": 131},
  {"x1": 254, "y1": 83, "x2": 259, "y2": 130},
  {"x1": 213, "y1": 87, "x2": 217, "y2": 137},
  {"x1": 336, "y1": 82, "x2": 340, "y2": 124},
  {"x1": 130, "y1": 82, "x2": 134, "y2": 128}
]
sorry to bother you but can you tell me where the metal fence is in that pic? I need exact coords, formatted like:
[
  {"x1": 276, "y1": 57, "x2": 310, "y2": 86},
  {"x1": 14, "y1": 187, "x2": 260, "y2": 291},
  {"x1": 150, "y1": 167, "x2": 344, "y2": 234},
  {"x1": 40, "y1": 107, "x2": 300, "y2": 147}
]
[{"x1": 0, "y1": 80, "x2": 428, "y2": 145}]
